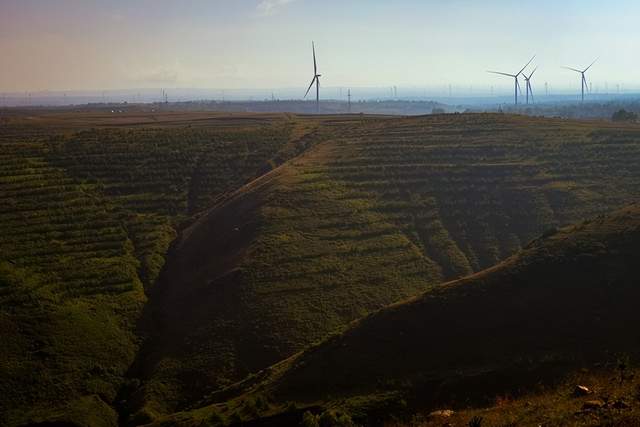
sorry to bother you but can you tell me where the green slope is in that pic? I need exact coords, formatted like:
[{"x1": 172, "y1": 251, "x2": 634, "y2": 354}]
[
  {"x1": 131, "y1": 114, "x2": 640, "y2": 422},
  {"x1": 4, "y1": 112, "x2": 640, "y2": 425},
  {"x1": 130, "y1": 141, "x2": 442, "y2": 420},
  {"x1": 164, "y1": 204, "x2": 640, "y2": 426},
  {"x1": 323, "y1": 114, "x2": 640, "y2": 272},
  {"x1": 272, "y1": 205, "x2": 640, "y2": 400},
  {"x1": 0, "y1": 113, "x2": 304, "y2": 426}
]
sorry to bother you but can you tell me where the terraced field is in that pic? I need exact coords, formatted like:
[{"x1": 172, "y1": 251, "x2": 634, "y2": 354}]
[
  {"x1": 132, "y1": 114, "x2": 640, "y2": 422},
  {"x1": 3, "y1": 110, "x2": 640, "y2": 426},
  {"x1": 0, "y1": 122, "x2": 144, "y2": 426},
  {"x1": 324, "y1": 114, "x2": 640, "y2": 273},
  {"x1": 166, "y1": 204, "x2": 640, "y2": 427},
  {"x1": 0, "y1": 112, "x2": 313, "y2": 426},
  {"x1": 132, "y1": 141, "x2": 443, "y2": 419}
]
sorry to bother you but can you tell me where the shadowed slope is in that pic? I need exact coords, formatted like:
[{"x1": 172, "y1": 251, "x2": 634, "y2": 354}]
[
  {"x1": 130, "y1": 114, "x2": 640, "y2": 421},
  {"x1": 0, "y1": 112, "x2": 315, "y2": 426},
  {"x1": 267, "y1": 204, "x2": 640, "y2": 414},
  {"x1": 131, "y1": 141, "x2": 442, "y2": 418},
  {"x1": 7, "y1": 112, "x2": 640, "y2": 426}
]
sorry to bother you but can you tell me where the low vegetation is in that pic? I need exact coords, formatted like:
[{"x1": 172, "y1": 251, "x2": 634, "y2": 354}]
[
  {"x1": 133, "y1": 113, "x2": 640, "y2": 420},
  {"x1": 611, "y1": 109, "x2": 638, "y2": 122},
  {"x1": 3, "y1": 110, "x2": 640, "y2": 425},
  {"x1": 154, "y1": 204, "x2": 640, "y2": 426},
  {"x1": 0, "y1": 111, "x2": 312, "y2": 426}
]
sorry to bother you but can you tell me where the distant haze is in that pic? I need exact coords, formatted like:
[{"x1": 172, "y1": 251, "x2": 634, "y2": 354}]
[{"x1": 2, "y1": 0, "x2": 640, "y2": 96}]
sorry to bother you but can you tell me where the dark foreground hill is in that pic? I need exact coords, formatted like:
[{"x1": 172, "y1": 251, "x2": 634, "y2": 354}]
[{"x1": 162, "y1": 204, "x2": 640, "y2": 426}]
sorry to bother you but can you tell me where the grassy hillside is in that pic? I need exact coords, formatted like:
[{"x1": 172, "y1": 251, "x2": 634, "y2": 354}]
[
  {"x1": 131, "y1": 114, "x2": 640, "y2": 422},
  {"x1": 0, "y1": 112, "x2": 309, "y2": 426},
  {"x1": 325, "y1": 114, "x2": 640, "y2": 272},
  {"x1": 163, "y1": 204, "x2": 640, "y2": 426},
  {"x1": 131, "y1": 133, "x2": 442, "y2": 420},
  {"x1": 4, "y1": 111, "x2": 640, "y2": 425}
]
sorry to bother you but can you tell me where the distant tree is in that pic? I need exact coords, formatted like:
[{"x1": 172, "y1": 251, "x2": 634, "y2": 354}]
[
  {"x1": 316, "y1": 410, "x2": 356, "y2": 427},
  {"x1": 542, "y1": 226, "x2": 559, "y2": 238},
  {"x1": 301, "y1": 411, "x2": 320, "y2": 427},
  {"x1": 612, "y1": 109, "x2": 638, "y2": 122}
]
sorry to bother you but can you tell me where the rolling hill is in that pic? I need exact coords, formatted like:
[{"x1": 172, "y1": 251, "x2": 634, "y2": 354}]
[
  {"x1": 163, "y1": 203, "x2": 640, "y2": 426},
  {"x1": 128, "y1": 113, "x2": 640, "y2": 421},
  {"x1": 0, "y1": 111, "x2": 316, "y2": 426},
  {"x1": 3, "y1": 110, "x2": 640, "y2": 425}
]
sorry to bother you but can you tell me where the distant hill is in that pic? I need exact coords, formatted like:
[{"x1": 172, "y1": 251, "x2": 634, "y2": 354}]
[
  {"x1": 165, "y1": 204, "x2": 640, "y2": 426},
  {"x1": 1, "y1": 99, "x2": 450, "y2": 116},
  {"x1": 174, "y1": 100, "x2": 450, "y2": 116}
]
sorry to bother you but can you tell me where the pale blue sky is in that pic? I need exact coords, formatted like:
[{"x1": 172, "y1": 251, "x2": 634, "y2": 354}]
[{"x1": 1, "y1": 0, "x2": 639, "y2": 93}]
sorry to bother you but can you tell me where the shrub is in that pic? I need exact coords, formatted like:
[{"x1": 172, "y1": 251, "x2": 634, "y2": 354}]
[
  {"x1": 205, "y1": 410, "x2": 224, "y2": 425},
  {"x1": 318, "y1": 410, "x2": 356, "y2": 427},
  {"x1": 301, "y1": 411, "x2": 320, "y2": 427},
  {"x1": 612, "y1": 109, "x2": 638, "y2": 122},
  {"x1": 542, "y1": 227, "x2": 558, "y2": 238}
]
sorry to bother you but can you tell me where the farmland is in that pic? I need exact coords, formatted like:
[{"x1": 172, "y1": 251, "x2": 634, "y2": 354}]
[{"x1": 2, "y1": 109, "x2": 640, "y2": 426}]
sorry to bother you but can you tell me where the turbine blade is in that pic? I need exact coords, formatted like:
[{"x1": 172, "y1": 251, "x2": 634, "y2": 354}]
[
  {"x1": 517, "y1": 78, "x2": 523, "y2": 96},
  {"x1": 529, "y1": 67, "x2": 538, "y2": 78},
  {"x1": 583, "y1": 58, "x2": 598, "y2": 73},
  {"x1": 583, "y1": 75, "x2": 589, "y2": 92},
  {"x1": 517, "y1": 55, "x2": 536, "y2": 76},
  {"x1": 563, "y1": 66, "x2": 583, "y2": 73},
  {"x1": 312, "y1": 41, "x2": 317, "y2": 75},
  {"x1": 487, "y1": 71, "x2": 515, "y2": 77},
  {"x1": 304, "y1": 76, "x2": 317, "y2": 98}
]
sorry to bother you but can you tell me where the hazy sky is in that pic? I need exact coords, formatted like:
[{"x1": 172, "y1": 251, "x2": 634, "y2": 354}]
[{"x1": 2, "y1": 0, "x2": 639, "y2": 93}]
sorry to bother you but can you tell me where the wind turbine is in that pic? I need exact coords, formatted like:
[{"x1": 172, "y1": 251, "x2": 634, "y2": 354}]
[
  {"x1": 487, "y1": 55, "x2": 535, "y2": 105},
  {"x1": 522, "y1": 67, "x2": 537, "y2": 105},
  {"x1": 563, "y1": 59, "x2": 597, "y2": 102},
  {"x1": 304, "y1": 41, "x2": 321, "y2": 112}
]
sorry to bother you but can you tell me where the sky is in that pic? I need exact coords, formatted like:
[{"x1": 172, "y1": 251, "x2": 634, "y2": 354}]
[{"x1": 1, "y1": 0, "x2": 640, "y2": 95}]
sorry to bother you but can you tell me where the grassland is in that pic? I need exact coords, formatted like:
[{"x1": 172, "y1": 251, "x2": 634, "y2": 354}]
[
  {"x1": 131, "y1": 133, "x2": 443, "y2": 420},
  {"x1": 0, "y1": 111, "x2": 313, "y2": 426},
  {"x1": 390, "y1": 367, "x2": 640, "y2": 427},
  {"x1": 130, "y1": 114, "x2": 640, "y2": 422},
  {"x1": 155, "y1": 204, "x2": 640, "y2": 427},
  {"x1": 3, "y1": 110, "x2": 640, "y2": 426}
]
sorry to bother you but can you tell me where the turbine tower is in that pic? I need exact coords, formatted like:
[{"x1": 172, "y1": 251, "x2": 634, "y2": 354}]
[
  {"x1": 304, "y1": 41, "x2": 321, "y2": 113},
  {"x1": 522, "y1": 67, "x2": 537, "y2": 105},
  {"x1": 563, "y1": 59, "x2": 597, "y2": 103},
  {"x1": 487, "y1": 55, "x2": 535, "y2": 105}
]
